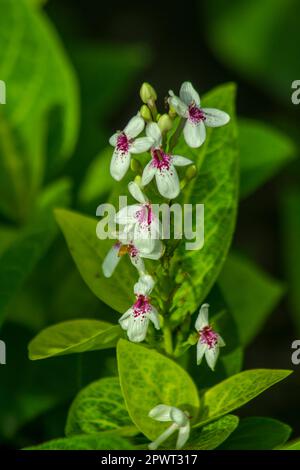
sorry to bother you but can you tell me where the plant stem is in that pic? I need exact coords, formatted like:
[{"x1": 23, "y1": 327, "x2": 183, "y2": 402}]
[
  {"x1": 169, "y1": 118, "x2": 184, "y2": 151},
  {"x1": 163, "y1": 323, "x2": 173, "y2": 356}
]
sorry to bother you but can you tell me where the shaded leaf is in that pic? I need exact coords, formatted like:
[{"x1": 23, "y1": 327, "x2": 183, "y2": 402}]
[
  {"x1": 186, "y1": 415, "x2": 239, "y2": 450},
  {"x1": 218, "y1": 417, "x2": 291, "y2": 450},
  {"x1": 25, "y1": 432, "x2": 133, "y2": 450},
  {"x1": 218, "y1": 251, "x2": 284, "y2": 345}
]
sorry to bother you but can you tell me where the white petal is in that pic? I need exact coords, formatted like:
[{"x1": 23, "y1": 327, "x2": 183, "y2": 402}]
[
  {"x1": 176, "y1": 423, "x2": 190, "y2": 449},
  {"x1": 205, "y1": 345, "x2": 220, "y2": 371},
  {"x1": 110, "y1": 149, "x2": 131, "y2": 181},
  {"x1": 142, "y1": 161, "x2": 156, "y2": 186},
  {"x1": 202, "y1": 108, "x2": 230, "y2": 127},
  {"x1": 155, "y1": 165, "x2": 180, "y2": 199},
  {"x1": 127, "y1": 316, "x2": 149, "y2": 343},
  {"x1": 128, "y1": 181, "x2": 147, "y2": 203},
  {"x1": 130, "y1": 254, "x2": 145, "y2": 275},
  {"x1": 134, "y1": 274, "x2": 155, "y2": 295},
  {"x1": 148, "y1": 404, "x2": 173, "y2": 422},
  {"x1": 146, "y1": 122, "x2": 162, "y2": 147},
  {"x1": 115, "y1": 204, "x2": 141, "y2": 224},
  {"x1": 168, "y1": 92, "x2": 188, "y2": 117},
  {"x1": 133, "y1": 226, "x2": 156, "y2": 254},
  {"x1": 109, "y1": 132, "x2": 119, "y2": 146},
  {"x1": 148, "y1": 423, "x2": 178, "y2": 450},
  {"x1": 130, "y1": 137, "x2": 153, "y2": 154},
  {"x1": 184, "y1": 120, "x2": 206, "y2": 148},
  {"x1": 196, "y1": 341, "x2": 207, "y2": 365},
  {"x1": 124, "y1": 115, "x2": 145, "y2": 138},
  {"x1": 102, "y1": 243, "x2": 121, "y2": 277},
  {"x1": 195, "y1": 303, "x2": 209, "y2": 331},
  {"x1": 170, "y1": 408, "x2": 188, "y2": 427},
  {"x1": 119, "y1": 308, "x2": 133, "y2": 330},
  {"x1": 140, "y1": 239, "x2": 164, "y2": 260},
  {"x1": 172, "y1": 155, "x2": 193, "y2": 167},
  {"x1": 148, "y1": 307, "x2": 160, "y2": 330},
  {"x1": 180, "y1": 81, "x2": 200, "y2": 106}
]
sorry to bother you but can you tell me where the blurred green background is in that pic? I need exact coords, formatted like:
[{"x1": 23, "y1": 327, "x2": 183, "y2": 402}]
[{"x1": 0, "y1": 0, "x2": 300, "y2": 449}]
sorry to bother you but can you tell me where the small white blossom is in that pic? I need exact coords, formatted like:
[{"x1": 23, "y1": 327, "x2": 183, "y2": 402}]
[
  {"x1": 119, "y1": 274, "x2": 159, "y2": 343},
  {"x1": 115, "y1": 181, "x2": 160, "y2": 254},
  {"x1": 168, "y1": 82, "x2": 230, "y2": 148},
  {"x1": 109, "y1": 115, "x2": 153, "y2": 181},
  {"x1": 102, "y1": 239, "x2": 163, "y2": 278},
  {"x1": 148, "y1": 404, "x2": 190, "y2": 450},
  {"x1": 195, "y1": 303, "x2": 225, "y2": 371},
  {"x1": 142, "y1": 123, "x2": 193, "y2": 199}
]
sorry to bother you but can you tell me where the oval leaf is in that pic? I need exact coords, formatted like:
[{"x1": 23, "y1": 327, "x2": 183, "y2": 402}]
[
  {"x1": 117, "y1": 339, "x2": 200, "y2": 441},
  {"x1": 28, "y1": 319, "x2": 121, "y2": 360}
]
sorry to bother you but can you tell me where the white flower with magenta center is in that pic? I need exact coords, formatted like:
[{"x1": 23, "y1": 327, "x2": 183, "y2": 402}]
[{"x1": 169, "y1": 81, "x2": 230, "y2": 148}]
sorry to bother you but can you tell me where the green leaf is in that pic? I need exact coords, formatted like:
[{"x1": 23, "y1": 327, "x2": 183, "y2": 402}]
[
  {"x1": 0, "y1": 179, "x2": 71, "y2": 327},
  {"x1": 279, "y1": 438, "x2": 300, "y2": 450},
  {"x1": 170, "y1": 83, "x2": 238, "y2": 323},
  {"x1": 55, "y1": 208, "x2": 136, "y2": 313},
  {"x1": 239, "y1": 119, "x2": 296, "y2": 198},
  {"x1": 25, "y1": 432, "x2": 134, "y2": 450},
  {"x1": 66, "y1": 377, "x2": 136, "y2": 437},
  {"x1": 218, "y1": 417, "x2": 291, "y2": 450},
  {"x1": 0, "y1": 0, "x2": 78, "y2": 221},
  {"x1": 281, "y1": 189, "x2": 300, "y2": 333},
  {"x1": 218, "y1": 251, "x2": 284, "y2": 345},
  {"x1": 185, "y1": 415, "x2": 239, "y2": 450},
  {"x1": 28, "y1": 319, "x2": 121, "y2": 360},
  {"x1": 204, "y1": 0, "x2": 300, "y2": 103},
  {"x1": 195, "y1": 369, "x2": 292, "y2": 428},
  {"x1": 117, "y1": 339, "x2": 200, "y2": 441}
]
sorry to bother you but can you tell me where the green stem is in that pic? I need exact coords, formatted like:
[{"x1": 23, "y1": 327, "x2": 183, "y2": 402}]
[
  {"x1": 163, "y1": 323, "x2": 173, "y2": 356},
  {"x1": 169, "y1": 118, "x2": 185, "y2": 151}
]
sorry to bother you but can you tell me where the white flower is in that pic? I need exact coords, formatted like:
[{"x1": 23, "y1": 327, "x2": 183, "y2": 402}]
[
  {"x1": 195, "y1": 303, "x2": 225, "y2": 371},
  {"x1": 115, "y1": 181, "x2": 160, "y2": 254},
  {"x1": 109, "y1": 115, "x2": 153, "y2": 181},
  {"x1": 119, "y1": 274, "x2": 160, "y2": 343},
  {"x1": 102, "y1": 239, "x2": 164, "y2": 278},
  {"x1": 148, "y1": 404, "x2": 190, "y2": 450},
  {"x1": 168, "y1": 82, "x2": 230, "y2": 148},
  {"x1": 142, "y1": 123, "x2": 193, "y2": 199}
]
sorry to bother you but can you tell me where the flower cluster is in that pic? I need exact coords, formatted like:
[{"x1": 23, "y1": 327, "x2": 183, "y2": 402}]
[{"x1": 102, "y1": 81, "x2": 228, "y2": 365}]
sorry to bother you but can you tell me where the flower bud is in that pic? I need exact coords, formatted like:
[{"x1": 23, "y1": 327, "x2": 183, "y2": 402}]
[
  {"x1": 140, "y1": 82, "x2": 157, "y2": 104},
  {"x1": 157, "y1": 114, "x2": 173, "y2": 133},
  {"x1": 140, "y1": 104, "x2": 152, "y2": 122},
  {"x1": 185, "y1": 164, "x2": 197, "y2": 181}
]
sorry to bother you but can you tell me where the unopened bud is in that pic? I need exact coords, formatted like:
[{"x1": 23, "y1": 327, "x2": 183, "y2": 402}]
[
  {"x1": 158, "y1": 114, "x2": 173, "y2": 133},
  {"x1": 185, "y1": 164, "x2": 197, "y2": 181},
  {"x1": 140, "y1": 82, "x2": 157, "y2": 104},
  {"x1": 131, "y1": 158, "x2": 143, "y2": 174},
  {"x1": 140, "y1": 104, "x2": 152, "y2": 122},
  {"x1": 134, "y1": 175, "x2": 142, "y2": 187}
]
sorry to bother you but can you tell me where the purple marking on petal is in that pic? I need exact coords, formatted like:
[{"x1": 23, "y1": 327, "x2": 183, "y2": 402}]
[
  {"x1": 135, "y1": 203, "x2": 153, "y2": 227},
  {"x1": 133, "y1": 295, "x2": 151, "y2": 318},
  {"x1": 199, "y1": 325, "x2": 218, "y2": 349},
  {"x1": 116, "y1": 132, "x2": 133, "y2": 154},
  {"x1": 151, "y1": 148, "x2": 171, "y2": 171},
  {"x1": 188, "y1": 103, "x2": 205, "y2": 124}
]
